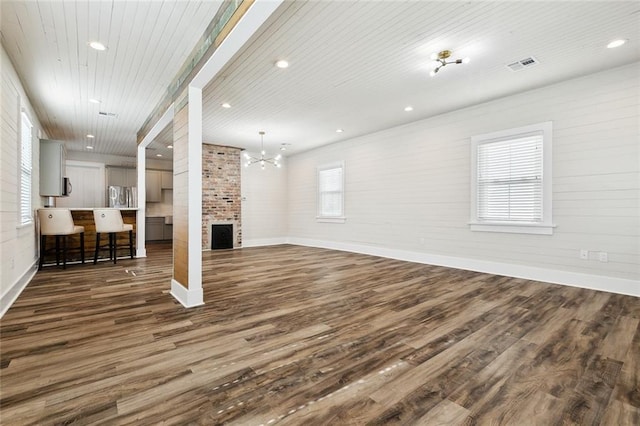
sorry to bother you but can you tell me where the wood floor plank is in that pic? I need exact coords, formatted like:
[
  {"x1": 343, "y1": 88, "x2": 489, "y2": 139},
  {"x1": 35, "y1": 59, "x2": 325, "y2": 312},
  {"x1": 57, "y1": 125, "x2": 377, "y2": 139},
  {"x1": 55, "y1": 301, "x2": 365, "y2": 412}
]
[
  {"x1": 597, "y1": 315, "x2": 639, "y2": 361},
  {"x1": 611, "y1": 320, "x2": 640, "y2": 409},
  {"x1": 1, "y1": 243, "x2": 638, "y2": 424},
  {"x1": 415, "y1": 399, "x2": 470, "y2": 425}
]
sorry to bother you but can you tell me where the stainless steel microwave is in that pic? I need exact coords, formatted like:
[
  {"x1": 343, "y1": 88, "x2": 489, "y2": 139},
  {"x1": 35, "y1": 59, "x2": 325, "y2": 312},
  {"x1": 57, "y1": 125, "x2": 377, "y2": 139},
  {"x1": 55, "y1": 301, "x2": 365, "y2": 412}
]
[{"x1": 61, "y1": 177, "x2": 72, "y2": 196}]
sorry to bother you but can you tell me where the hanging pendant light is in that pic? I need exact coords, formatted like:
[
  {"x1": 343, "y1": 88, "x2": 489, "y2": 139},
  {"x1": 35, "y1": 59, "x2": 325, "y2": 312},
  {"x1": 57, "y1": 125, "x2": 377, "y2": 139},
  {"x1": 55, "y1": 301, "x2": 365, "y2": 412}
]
[{"x1": 243, "y1": 131, "x2": 282, "y2": 169}]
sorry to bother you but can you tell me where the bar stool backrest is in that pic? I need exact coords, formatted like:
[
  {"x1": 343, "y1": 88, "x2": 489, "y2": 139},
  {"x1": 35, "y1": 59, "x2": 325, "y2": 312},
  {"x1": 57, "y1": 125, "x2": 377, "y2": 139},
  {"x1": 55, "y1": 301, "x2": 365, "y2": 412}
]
[
  {"x1": 93, "y1": 209, "x2": 125, "y2": 233},
  {"x1": 38, "y1": 209, "x2": 76, "y2": 235}
]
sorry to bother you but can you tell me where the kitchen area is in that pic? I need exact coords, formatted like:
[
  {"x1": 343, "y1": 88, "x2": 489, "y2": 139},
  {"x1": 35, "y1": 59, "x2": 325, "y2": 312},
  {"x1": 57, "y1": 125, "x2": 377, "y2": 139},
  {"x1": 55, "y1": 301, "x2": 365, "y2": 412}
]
[
  {"x1": 41, "y1": 138, "x2": 174, "y2": 265},
  {"x1": 104, "y1": 165, "x2": 174, "y2": 242},
  {"x1": 139, "y1": 168, "x2": 173, "y2": 242}
]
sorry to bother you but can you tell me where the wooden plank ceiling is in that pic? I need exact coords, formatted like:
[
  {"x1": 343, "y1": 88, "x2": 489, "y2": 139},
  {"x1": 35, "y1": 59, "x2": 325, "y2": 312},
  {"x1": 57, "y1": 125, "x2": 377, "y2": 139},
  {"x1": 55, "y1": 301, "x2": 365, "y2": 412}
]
[
  {"x1": 1, "y1": 1, "x2": 639, "y2": 158},
  {"x1": 1, "y1": 0, "x2": 223, "y2": 158}
]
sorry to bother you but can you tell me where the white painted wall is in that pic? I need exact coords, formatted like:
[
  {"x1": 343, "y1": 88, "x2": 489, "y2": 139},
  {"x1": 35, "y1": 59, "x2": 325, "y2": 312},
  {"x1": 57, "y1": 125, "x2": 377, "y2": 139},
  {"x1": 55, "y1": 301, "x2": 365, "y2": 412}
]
[
  {"x1": 241, "y1": 156, "x2": 288, "y2": 246},
  {"x1": 286, "y1": 63, "x2": 639, "y2": 295},
  {"x1": 1, "y1": 45, "x2": 46, "y2": 315}
]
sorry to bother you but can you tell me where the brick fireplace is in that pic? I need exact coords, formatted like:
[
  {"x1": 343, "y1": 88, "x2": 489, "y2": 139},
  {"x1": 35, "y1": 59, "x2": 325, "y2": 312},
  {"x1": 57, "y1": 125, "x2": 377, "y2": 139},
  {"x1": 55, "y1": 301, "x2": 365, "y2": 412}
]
[{"x1": 202, "y1": 144, "x2": 241, "y2": 249}]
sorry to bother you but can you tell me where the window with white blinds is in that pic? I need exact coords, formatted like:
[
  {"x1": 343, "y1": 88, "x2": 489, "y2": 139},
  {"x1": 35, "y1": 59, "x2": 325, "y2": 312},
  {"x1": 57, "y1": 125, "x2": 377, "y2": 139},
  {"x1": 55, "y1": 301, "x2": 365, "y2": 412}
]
[
  {"x1": 317, "y1": 162, "x2": 345, "y2": 222},
  {"x1": 20, "y1": 112, "x2": 33, "y2": 225},
  {"x1": 477, "y1": 134, "x2": 542, "y2": 222},
  {"x1": 470, "y1": 122, "x2": 554, "y2": 235}
]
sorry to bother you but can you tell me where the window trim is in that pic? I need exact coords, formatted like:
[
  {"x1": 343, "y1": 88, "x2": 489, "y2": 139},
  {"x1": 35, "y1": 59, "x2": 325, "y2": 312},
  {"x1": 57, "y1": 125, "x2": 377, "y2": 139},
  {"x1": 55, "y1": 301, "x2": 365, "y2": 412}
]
[
  {"x1": 316, "y1": 161, "x2": 346, "y2": 223},
  {"x1": 469, "y1": 121, "x2": 554, "y2": 235},
  {"x1": 19, "y1": 110, "x2": 33, "y2": 226}
]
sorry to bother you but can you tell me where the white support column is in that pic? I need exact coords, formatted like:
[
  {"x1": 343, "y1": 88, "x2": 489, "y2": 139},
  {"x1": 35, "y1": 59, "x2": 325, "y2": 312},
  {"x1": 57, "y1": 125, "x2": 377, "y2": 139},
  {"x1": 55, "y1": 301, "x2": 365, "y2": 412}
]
[
  {"x1": 136, "y1": 103, "x2": 175, "y2": 258},
  {"x1": 170, "y1": 0, "x2": 285, "y2": 308},
  {"x1": 136, "y1": 148, "x2": 147, "y2": 258}
]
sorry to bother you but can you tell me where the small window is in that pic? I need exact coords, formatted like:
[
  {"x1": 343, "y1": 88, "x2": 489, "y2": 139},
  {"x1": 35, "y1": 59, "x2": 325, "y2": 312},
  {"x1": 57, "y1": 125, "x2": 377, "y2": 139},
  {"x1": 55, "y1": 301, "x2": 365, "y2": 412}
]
[
  {"x1": 317, "y1": 162, "x2": 345, "y2": 223},
  {"x1": 470, "y1": 122, "x2": 553, "y2": 235},
  {"x1": 19, "y1": 112, "x2": 33, "y2": 225}
]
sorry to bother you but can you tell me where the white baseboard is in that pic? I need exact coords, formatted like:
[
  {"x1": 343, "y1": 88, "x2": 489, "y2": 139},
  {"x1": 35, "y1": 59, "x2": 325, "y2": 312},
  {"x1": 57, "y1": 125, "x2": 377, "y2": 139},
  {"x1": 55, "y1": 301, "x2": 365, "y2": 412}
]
[
  {"x1": 287, "y1": 237, "x2": 640, "y2": 298},
  {"x1": 1, "y1": 260, "x2": 38, "y2": 318},
  {"x1": 171, "y1": 279, "x2": 204, "y2": 308},
  {"x1": 242, "y1": 237, "x2": 288, "y2": 248}
]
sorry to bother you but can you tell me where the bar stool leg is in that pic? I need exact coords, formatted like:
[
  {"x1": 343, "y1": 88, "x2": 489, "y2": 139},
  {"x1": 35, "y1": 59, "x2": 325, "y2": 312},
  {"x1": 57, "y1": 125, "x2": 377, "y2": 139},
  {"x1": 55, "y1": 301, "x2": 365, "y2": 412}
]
[
  {"x1": 129, "y1": 230, "x2": 134, "y2": 259},
  {"x1": 39, "y1": 235, "x2": 46, "y2": 270},
  {"x1": 55, "y1": 236, "x2": 61, "y2": 266},
  {"x1": 113, "y1": 232, "x2": 117, "y2": 264},
  {"x1": 80, "y1": 232, "x2": 85, "y2": 264},
  {"x1": 94, "y1": 232, "x2": 101, "y2": 264},
  {"x1": 109, "y1": 232, "x2": 116, "y2": 263},
  {"x1": 62, "y1": 235, "x2": 67, "y2": 270}
]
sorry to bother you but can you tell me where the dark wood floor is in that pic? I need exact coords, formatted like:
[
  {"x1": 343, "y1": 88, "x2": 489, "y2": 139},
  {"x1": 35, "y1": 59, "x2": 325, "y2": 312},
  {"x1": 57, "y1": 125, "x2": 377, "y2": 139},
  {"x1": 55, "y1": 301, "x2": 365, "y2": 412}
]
[{"x1": 1, "y1": 243, "x2": 638, "y2": 425}]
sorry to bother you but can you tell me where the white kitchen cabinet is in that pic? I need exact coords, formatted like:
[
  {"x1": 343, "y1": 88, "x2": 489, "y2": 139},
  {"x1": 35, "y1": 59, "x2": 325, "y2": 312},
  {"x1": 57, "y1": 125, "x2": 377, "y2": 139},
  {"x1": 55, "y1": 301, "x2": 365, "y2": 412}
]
[
  {"x1": 125, "y1": 168, "x2": 137, "y2": 187},
  {"x1": 107, "y1": 167, "x2": 125, "y2": 187},
  {"x1": 163, "y1": 223, "x2": 173, "y2": 240},
  {"x1": 40, "y1": 140, "x2": 67, "y2": 196},
  {"x1": 161, "y1": 171, "x2": 173, "y2": 189},
  {"x1": 145, "y1": 217, "x2": 172, "y2": 241},
  {"x1": 145, "y1": 170, "x2": 162, "y2": 202},
  {"x1": 107, "y1": 167, "x2": 137, "y2": 188},
  {"x1": 145, "y1": 217, "x2": 164, "y2": 241}
]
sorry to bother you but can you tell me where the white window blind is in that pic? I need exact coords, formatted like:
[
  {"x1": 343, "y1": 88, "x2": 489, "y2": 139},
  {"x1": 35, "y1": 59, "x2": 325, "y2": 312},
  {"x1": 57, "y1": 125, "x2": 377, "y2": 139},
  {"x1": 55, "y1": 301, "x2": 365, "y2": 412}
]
[
  {"x1": 318, "y1": 164, "x2": 344, "y2": 218},
  {"x1": 476, "y1": 133, "x2": 543, "y2": 223},
  {"x1": 470, "y1": 121, "x2": 553, "y2": 235},
  {"x1": 20, "y1": 112, "x2": 33, "y2": 225}
]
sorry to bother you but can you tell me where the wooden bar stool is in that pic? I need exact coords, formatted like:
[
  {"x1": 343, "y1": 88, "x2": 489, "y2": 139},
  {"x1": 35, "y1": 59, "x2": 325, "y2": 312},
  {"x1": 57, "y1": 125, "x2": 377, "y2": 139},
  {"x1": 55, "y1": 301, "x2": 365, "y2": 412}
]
[
  {"x1": 93, "y1": 209, "x2": 134, "y2": 264},
  {"x1": 37, "y1": 209, "x2": 85, "y2": 270}
]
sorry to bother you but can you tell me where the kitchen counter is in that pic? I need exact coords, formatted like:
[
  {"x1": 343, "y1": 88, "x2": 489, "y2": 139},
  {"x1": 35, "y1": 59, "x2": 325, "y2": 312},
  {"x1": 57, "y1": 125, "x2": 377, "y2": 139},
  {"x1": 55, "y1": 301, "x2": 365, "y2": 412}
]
[{"x1": 40, "y1": 209, "x2": 137, "y2": 265}]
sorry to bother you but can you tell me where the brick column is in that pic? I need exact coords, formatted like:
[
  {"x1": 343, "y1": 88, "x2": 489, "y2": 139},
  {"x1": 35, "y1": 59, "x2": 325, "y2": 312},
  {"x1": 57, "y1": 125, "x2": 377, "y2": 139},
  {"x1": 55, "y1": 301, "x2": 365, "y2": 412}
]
[{"x1": 202, "y1": 145, "x2": 242, "y2": 249}]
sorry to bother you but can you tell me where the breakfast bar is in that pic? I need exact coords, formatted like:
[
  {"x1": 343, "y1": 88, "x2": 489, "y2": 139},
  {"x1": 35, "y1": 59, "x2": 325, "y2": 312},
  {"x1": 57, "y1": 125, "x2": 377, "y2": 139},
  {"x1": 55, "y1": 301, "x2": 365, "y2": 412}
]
[{"x1": 39, "y1": 208, "x2": 138, "y2": 266}]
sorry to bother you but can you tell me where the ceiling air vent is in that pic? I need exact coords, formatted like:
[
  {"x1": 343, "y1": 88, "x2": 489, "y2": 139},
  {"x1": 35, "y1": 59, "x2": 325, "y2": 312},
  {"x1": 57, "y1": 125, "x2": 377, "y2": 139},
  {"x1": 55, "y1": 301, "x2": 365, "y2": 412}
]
[
  {"x1": 98, "y1": 111, "x2": 118, "y2": 118},
  {"x1": 506, "y1": 56, "x2": 539, "y2": 72}
]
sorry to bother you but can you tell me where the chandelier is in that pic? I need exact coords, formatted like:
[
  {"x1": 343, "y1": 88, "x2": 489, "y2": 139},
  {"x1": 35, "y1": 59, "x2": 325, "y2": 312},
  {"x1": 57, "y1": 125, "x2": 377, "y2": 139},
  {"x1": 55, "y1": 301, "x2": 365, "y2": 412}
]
[
  {"x1": 243, "y1": 131, "x2": 282, "y2": 169},
  {"x1": 430, "y1": 50, "x2": 470, "y2": 76}
]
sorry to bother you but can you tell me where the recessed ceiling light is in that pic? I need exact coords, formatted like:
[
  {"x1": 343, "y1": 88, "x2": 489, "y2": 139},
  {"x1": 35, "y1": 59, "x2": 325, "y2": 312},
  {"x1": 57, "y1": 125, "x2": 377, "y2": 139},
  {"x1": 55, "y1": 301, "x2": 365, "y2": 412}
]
[
  {"x1": 275, "y1": 60, "x2": 289, "y2": 69},
  {"x1": 607, "y1": 39, "x2": 627, "y2": 48},
  {"x1": 88, "y1": 41, "x2": 107, "y2": 51},
  {"x1": 167, "y1": 145, "x2": 173, "y2": 149},
  {"x1": 156, "y1": 154, "x2": 163, "y2": 157},
  {"x1": 86, "y1": 146, "x2": 94, "y2": 150},
  {"x1": 336, "y1": 129, "x2": 344, "y2": 133},
  {"x1": 404, "y1": 106, "x2": 413, "y2": 112},
  {"x1": 221, "y1": 102, "x2": 231, "y2": 108},
  {"x1": 86, "y1": 134, "x2": 95, "y2": 138},
  {"x1": 89, "y1": 98, "x2": 101, "y2": 104}
]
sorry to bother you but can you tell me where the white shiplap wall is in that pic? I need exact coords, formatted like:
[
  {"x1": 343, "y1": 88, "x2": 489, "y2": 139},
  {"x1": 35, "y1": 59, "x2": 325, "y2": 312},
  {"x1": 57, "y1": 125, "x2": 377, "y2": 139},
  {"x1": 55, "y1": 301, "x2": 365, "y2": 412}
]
[
  {"x1": 1, "y1": 45, "x2": 46, "y2": 316},
  {"x1": 286, "y1": 62, "x2": 639, "y2": 296},
  {"x1": 241, "y1": 156, "x2": 288, "y2": 246}
]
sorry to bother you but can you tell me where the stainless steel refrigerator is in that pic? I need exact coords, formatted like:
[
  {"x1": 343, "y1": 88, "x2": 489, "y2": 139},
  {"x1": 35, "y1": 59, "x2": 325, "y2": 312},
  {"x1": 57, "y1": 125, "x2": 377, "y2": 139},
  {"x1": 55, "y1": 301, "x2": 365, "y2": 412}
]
[{"x1": 108, "y1": 186, "x2": 137, "y2": 208}]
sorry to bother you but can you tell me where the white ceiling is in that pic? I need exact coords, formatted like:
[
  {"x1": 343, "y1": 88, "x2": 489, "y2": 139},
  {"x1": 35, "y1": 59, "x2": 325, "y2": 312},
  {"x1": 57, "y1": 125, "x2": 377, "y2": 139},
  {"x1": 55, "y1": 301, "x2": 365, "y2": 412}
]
[
  {"x1": 2, "y1": 1, "x2": 639, "y2": 161},
  {"x1": 1, "y1": 0, "x2": 223, "y2": 159}
]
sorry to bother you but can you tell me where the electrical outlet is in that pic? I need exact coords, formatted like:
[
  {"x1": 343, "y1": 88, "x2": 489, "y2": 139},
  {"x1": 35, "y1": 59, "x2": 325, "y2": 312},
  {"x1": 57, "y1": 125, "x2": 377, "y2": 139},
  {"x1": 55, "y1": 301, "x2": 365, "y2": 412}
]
[
  {"x1": 10, "y1": 258, "x2": 15, "y2": 269},
  {"x1": 599, "y1": 252, "x2": 608, "y2": 262},
  {"x1": 580, "y1": 249, "x2": 588, "y2": 260}
]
